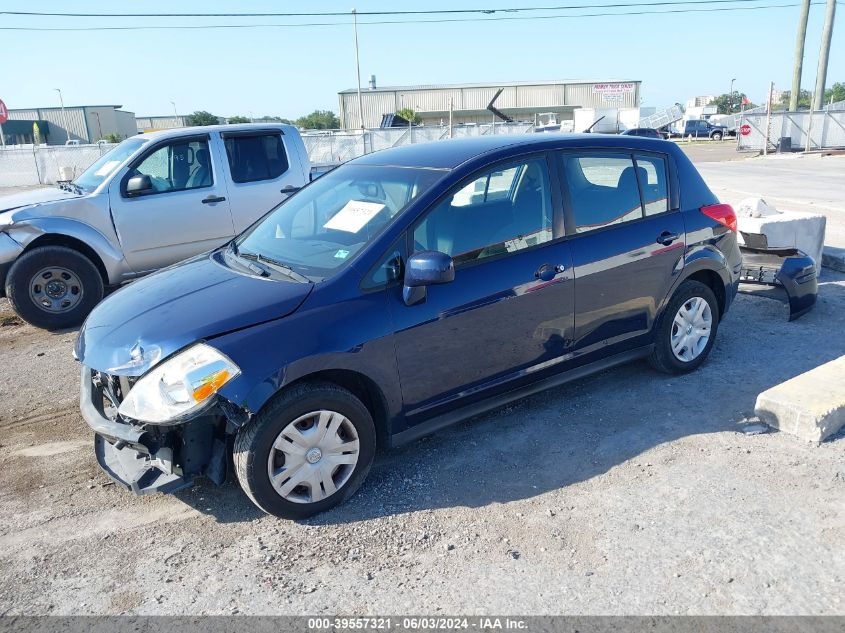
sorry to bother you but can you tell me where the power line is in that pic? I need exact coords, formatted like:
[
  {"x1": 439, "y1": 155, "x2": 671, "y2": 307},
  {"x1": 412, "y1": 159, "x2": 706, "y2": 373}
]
[
  {"x1": 0, "y1": 2, "x2": 824, "y2": 31},
  {"x1": 0, "y1": 0, "x2": 801, "y2": 18}
]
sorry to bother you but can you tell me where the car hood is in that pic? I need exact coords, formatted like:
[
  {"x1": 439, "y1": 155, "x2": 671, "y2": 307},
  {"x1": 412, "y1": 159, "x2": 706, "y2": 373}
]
[
  {"x1": 75, "y1": 252, "x2": 314, "y2": 375},
  {"x1": 0, "y1": 187, "x2": 81, "y2": 214}
]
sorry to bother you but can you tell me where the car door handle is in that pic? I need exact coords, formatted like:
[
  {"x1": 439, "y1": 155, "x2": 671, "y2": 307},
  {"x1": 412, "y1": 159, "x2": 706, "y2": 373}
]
[
  {"x1": 202, "y1": 195, "x2": 226, "y2": 204},
  {"x1": 535, "y1": 263, "x2": 566, "y2": 282},
  {"x1": 656, "y1": 231, "x2": 680, "y2": 246}
]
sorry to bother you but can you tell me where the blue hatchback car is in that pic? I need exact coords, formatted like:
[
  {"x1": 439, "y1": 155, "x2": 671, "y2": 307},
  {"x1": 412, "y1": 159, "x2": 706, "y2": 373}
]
[{"x1": 76, "y1": 134, "x2": 741, "y2": 518}]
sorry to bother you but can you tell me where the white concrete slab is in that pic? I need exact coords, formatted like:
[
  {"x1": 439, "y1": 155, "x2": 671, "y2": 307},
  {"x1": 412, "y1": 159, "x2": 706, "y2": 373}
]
[{"x1": 755, "y1": 355, "x2": 845, "y2": 443}]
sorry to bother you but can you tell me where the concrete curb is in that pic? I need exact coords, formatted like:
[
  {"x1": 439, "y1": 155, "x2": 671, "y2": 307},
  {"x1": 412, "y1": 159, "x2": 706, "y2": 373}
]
[{"x1": 755, "y1": 356, "x2": 845, "y2": 443}]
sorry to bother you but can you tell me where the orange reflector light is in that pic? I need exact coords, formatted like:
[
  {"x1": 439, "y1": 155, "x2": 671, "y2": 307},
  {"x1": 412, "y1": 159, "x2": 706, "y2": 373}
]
[{"x1": 192, "y1": 369, "x2": 230, "y2": 402}]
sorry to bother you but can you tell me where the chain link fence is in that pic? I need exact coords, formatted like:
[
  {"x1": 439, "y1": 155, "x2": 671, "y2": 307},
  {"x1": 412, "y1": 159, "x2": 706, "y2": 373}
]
[
  {"x1": 736, "y1": 110, "x2": 845, "y2": 152},
  {"x1": 0, "y1": 144, "x2": 116, "y2": 188}
]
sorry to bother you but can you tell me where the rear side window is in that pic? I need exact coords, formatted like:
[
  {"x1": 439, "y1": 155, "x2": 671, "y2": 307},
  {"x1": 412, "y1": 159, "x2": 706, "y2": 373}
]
[
  {"x1": 562, "y1": 154, "x2": 643, "y2": 233},
  {"x1": 635, "y1": 154, "x2": 669, "y2": 216},
  {"x1": 224, "y1": 133, "x2": 289, "y2": 183}
]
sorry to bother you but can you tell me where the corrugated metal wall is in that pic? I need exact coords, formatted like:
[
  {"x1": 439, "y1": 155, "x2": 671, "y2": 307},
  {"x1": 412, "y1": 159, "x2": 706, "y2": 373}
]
[
  {"x1": 340, "y1": 81, "x2": 641, "y2": 128},
  {"x1": 6, "y1": 107, "x2": 88, "y2": 143}
]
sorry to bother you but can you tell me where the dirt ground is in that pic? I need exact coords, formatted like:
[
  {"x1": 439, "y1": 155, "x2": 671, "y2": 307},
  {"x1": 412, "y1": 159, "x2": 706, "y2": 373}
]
[
  {"x1": 1, "y1": 148, "x2": 844, "y2": 616},
  {"x1": 1, "y1": 275, "x2": 844, "y2": 615}
]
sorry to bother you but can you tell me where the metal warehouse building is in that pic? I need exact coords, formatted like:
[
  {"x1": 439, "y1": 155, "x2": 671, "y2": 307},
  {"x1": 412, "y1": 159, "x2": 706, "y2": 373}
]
[
  {"x1": 338, "y1": 78, "x2": 641, "y2": 129},
  {"x1": 3, "y1": 105, "x2": 137, "y2": 145}
]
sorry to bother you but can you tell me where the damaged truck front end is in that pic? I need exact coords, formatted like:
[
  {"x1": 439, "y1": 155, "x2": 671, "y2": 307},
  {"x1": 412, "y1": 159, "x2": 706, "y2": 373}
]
[
  {"x1": 739, "y1": 231, "x2": 818, "y2": 321},
  {"x1": 79, "y1": 363, "x2": 247, "y2": 495}
]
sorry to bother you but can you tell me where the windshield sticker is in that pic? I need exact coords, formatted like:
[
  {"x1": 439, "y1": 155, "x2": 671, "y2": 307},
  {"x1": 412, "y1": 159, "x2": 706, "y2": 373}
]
[
  {"x1": 334, "y1": 249, "x2": 350, "y2": 259},
  {"x1": 323, "y1": 200, "x2": 385, "y2": 233},
  {"x1": 94, "y1": 160, "x2": 121, "y2": 177},
  {"x1": 275, "y1": 224, "x2": 286, "y2": 239}
]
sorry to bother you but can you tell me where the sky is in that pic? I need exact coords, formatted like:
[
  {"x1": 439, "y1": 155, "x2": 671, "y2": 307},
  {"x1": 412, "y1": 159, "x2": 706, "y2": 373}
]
[{"x1": 0, "y1": 0, "x2": 842, "y2": 120}]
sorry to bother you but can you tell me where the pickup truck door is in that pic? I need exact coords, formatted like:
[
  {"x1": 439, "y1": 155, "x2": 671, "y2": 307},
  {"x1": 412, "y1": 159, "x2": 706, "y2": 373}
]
[
  {"x1": 108, "y1": 133, "x2": 235, "y2": 274},
  {"x1": 217, "y1": 129, "x2": 308, "y2": 234}
]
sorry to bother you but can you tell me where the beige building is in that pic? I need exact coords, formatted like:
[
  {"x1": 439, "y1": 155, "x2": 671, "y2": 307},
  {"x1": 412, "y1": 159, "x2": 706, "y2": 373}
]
[
  {"x1": 4, "y1": 105, "x2": 136, "y2": 145},
  {"x1": 338, "y1": 78, "x2": 641, "y2": 129}
]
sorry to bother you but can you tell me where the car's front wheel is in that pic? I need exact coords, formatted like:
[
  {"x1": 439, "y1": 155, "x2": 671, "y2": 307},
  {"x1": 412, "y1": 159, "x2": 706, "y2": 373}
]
[
  {"x1": 649, "y1": 280, "x2": 719, "y2": 374},
  {"x1": 234, "y1": 382, "x2": 376, "y2": 519},
  {"x1": 5, "y1": 245, "x2": 104, "y2": 330},
  {"x1": 711, "y1": 131, "x2": 723, "y2": 141}
]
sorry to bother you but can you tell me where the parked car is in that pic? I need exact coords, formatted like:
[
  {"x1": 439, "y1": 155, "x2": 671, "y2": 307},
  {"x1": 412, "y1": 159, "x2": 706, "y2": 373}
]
[
  {"x1": 620, "y1": 128, "x2": 663, "y2": 139},
  {"x1": 683, "y1": 119, "x2": 728, "y2": 140},
  {"x1": 0, "y1": 124, "x2": 310, "y2": 329},
  {"x1": 76, "y1": 134, "x2": 742, "y2": 519}
]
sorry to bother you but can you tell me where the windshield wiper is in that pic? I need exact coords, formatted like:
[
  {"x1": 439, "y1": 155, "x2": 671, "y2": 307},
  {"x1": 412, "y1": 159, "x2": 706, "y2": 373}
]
[
  {"x1": 59, "y1": 182, "x2": 84, "y2": 195},
  {"x1": 226, "y1": 243, "x2": 270, "y2": 277},
  {"x1": 243, "y1": 251, "x2": 310, "y2": 283}
]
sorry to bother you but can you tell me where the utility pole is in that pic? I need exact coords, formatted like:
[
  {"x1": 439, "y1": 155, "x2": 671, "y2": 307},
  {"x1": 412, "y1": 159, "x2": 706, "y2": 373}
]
[
  {"x1": 54, "y1": 88, "x2": 70, "y2": 143},
  {"x1": 170, "y1": 100, "x2": 178, "y2": 124},
  {"x1": 352, "y1": 8, "x2": 365, "y2": 131},
  {"x1": 729, "y1": 78, "x2": 736, "y2": 113},
  {"x1": 813, "y1": 0, "x2": 836, "y2": 110},
  {"x1": 763, "y1": 82, "x2": 774, "y2": 156},
  {"x1": 790, "y1": 0, "x2": 812, "y2": 111}
]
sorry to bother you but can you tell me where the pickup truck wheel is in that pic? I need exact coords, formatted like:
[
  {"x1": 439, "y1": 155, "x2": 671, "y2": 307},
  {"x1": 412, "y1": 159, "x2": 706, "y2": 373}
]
[
  {"x1": 649, "y1": 280, "x2": 719, "y2": 375},
  {"x1": 234, "y1": 381, "x2": 376, "y2": 519},
  {"x1": 711, "y1": 131, "x2": 723, "y2": 141},
  {"x1": 5, "y1": 246, "x2": 104, "y2": 330}
]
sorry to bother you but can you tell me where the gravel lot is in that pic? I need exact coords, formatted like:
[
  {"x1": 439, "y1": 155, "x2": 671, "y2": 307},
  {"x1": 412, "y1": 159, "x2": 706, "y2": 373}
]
[{"x1": 1, "y1": 151, "x2": 844, "y2": 616}]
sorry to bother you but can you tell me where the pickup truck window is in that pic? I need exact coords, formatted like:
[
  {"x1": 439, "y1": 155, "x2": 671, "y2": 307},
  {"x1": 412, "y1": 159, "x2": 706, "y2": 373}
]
[
  {"x1": 74, "y1": 137, "x2": 147, "y2": 192},
  {"x1": 224, "y1": 133, "x2": 289, "y2": 183},
  {"x1": 129, "y1": 138, "x2": 213, "y2": 194}
]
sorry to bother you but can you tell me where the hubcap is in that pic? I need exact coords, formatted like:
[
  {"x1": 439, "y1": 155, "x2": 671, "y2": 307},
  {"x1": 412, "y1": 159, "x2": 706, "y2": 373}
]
[
  {"x1": 267, "y1": 410, "x2": 360, "y2": 504},
  {"x1": 29, "y1": 266, "x2": 83, "y2": 314},
  {"x1": 671, "y1": 296, "x2": 712, "y2": 362}
]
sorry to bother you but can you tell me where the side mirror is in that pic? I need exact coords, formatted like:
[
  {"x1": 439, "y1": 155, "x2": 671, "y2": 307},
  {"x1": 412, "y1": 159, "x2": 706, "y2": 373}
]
[
  {"x1": 403, "y1": 251, "x2": 455, "y2": 306},
  {"x1": 125, "y1": 174, "x2": 153, "y2": 196}
]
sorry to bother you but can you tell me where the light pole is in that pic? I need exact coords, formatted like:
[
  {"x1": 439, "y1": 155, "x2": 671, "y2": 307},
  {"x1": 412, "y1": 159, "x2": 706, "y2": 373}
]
[
  {"x1": 54, "y1": 88, "x2": 70, "y2": 143},
  {"x1": 352, "y1": 8, "x2": 365, "y2": 131},
  {"x1": 729, "y1": 78, "x2": 736, "y2": 113},
  {"x1": 170, "y1": 100, "x2": 178, "y2": 125}
]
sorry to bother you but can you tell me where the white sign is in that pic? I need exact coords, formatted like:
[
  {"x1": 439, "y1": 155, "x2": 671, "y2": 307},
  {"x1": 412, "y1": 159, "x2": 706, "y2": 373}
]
[
  {"x1": 323, "y1": 200, "x2": 385, "y2": 233},
  {"x1": 592, "y1": 82, "x2": 636, "y2": 94},
  {"x1": 602, "y1": 93, "x2": 623, "y2": 102}
]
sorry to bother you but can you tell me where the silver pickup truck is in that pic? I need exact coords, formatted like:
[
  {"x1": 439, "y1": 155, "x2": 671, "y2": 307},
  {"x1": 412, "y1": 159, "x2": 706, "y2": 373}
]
[{"x1": 0, "y1": 123, "x2": 311, "y2": 329}]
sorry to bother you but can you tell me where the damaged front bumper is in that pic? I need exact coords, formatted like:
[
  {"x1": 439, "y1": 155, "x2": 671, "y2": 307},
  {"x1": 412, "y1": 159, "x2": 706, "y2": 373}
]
[
  {"x1": 739, "y1": 233, "x2": 818, "y2": 320},
  {"x1": 79, "y1": 366, "x2": 229, "y2": 495}
]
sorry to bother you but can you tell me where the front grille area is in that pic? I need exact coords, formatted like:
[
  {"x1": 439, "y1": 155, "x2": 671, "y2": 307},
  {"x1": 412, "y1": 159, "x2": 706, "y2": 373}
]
[{"x1": 91, "y1": 370, "x2": 138, "y2": 419}]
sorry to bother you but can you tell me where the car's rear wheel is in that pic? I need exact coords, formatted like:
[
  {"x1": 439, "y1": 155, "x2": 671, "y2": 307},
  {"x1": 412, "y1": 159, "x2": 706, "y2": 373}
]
[
  {"x1": 5, "y1": 246, "x2": 104, "y2": 330},
  {"x1": 233, "y1": 382, "x2": 376, "y2": 519},
  {"x1": 649, "y1": 280, "x2": 719, "y2": 374}
]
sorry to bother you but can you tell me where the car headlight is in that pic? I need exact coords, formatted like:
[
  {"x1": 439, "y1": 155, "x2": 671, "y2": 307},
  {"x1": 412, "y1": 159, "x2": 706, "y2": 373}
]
[{"x1": 117, "y1": 343, "x2": 240, "y2": 424}]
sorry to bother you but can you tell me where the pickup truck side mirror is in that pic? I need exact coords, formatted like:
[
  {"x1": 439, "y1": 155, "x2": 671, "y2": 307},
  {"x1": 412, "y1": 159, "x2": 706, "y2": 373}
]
[
  {"x1": 403, "y1": 251, "x2": 455, "y2": 306},
  {"x1": 125, "y1": 174, "x2": 153, "y2": 197}
]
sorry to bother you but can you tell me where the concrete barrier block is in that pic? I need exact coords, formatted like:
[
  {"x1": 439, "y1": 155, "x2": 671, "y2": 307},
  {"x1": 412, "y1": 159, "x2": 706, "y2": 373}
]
[
  {"x1": 822, "y1": 246, "x2": 845, "y2": 273},
  {"x1": 755, "y1": 356, "x2": 845, "y2": 443},
  {"x1": 738, "y1": 209, "x2": 826, "y2": 274}
]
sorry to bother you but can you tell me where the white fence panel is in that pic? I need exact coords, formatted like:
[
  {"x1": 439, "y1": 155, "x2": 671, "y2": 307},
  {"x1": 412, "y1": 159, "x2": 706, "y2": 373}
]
[{"x1": 737, "y1": 111, "x2": 845, "y2": 151}]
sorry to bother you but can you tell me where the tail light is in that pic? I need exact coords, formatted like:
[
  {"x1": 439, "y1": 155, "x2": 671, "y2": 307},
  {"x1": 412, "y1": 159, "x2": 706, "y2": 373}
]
[{"x1": 700, "y1": 203, "x2": 737, "y2": 232}]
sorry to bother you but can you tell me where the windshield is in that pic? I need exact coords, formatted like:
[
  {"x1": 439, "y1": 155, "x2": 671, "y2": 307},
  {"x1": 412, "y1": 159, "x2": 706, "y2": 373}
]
[
  {"x1": 235, "y1": 164, "x2": 444, "y2": 280},
  {"x1": 74, "y1": 137, "x2": 148, "y2": 192}
]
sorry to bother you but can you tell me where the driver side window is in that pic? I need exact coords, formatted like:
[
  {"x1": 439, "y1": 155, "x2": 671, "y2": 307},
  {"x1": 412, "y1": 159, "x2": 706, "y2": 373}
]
[
  {"x1": 131, "y1": 138, "x2": 213, "y2": 195},
  {"x1": 413, "y1": 158, "x2": 553, "y2": 267}
]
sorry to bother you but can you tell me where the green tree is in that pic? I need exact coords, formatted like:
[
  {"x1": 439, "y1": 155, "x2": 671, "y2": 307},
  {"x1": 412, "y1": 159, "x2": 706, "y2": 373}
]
[
  {"x1": 395, "y1": 107, "x2": 421, "y2": 124},
  {"x1": 103, "y1": 133, "x2": 122, "y2": 143},
  {"x1": 227, "y1": 115, "x2": 251, "y2": 124},
  {"x1": 256, "y1": 115, "x2": 293, "y2": 124},
  {"x1": 710, "y1": 92, "x2": 755, "y2": 114},
  {"x1": 777, "y1": 89, "x2": 812, "y2": 110},
  {"x1": 824, "y1": 82, "x2": 845, "y2": 105},
  {"x1": 186, "y1": 110, "x2": 220, "y2": 126},
  {"x1": 295, "y1": 110, "x2": 340, "y2": 130}
]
